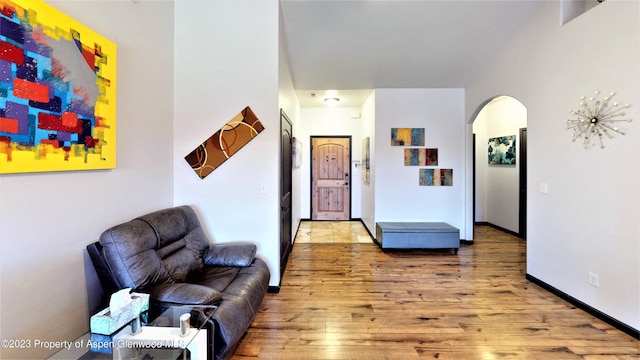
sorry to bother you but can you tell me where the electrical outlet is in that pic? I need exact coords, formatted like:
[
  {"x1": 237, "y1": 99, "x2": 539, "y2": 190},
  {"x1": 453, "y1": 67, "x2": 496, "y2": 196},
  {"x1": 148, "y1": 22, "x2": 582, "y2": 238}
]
[{"x1": 588, "y1": 272, "x2": 600, "y2": 288}]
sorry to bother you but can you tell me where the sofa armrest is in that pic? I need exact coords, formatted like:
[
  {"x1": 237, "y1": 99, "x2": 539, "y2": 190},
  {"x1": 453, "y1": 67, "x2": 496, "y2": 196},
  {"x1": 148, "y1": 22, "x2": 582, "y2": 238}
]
[
  {"x1": 149, "y1": 283, "x2": 222, "y2": 305},
  {"x1": 204, "y1": 244, "x2": 256, "y2": 267}
]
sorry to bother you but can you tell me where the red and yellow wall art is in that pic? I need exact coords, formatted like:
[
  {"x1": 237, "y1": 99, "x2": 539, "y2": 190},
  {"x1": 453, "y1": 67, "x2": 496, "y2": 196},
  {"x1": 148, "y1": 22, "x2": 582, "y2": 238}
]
[{"x1": 0, "y1": 0, "x2": 116, "y2": 174}]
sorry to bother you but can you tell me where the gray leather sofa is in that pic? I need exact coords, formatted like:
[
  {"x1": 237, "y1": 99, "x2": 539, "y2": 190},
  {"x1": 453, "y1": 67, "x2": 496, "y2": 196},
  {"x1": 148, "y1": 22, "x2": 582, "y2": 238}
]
[{"x1": 90, "y1": 205, "x2": 270, "y2": 360}]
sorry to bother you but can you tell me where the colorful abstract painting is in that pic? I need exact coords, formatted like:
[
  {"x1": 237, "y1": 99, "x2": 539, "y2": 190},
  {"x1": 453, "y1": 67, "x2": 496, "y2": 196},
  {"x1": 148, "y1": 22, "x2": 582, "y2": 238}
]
[
  {"x1": 419, "y1": 168, "x2": 453, "y2": 186},
  {"x1": 185, "y1": 106, "x2": 265, "y2": 179},
  {"x1": 404, "y1": 148, "x2": 438, "y2": 166},
  {"x1": 391, "y1": 128, "x2": 424, "y2": 146},
  {"x1": 0, "y1": 0, "x2": 116, "y2": 174},
  {"x1": 488, "y1": 135, "x2": 516, "y2": 164}
]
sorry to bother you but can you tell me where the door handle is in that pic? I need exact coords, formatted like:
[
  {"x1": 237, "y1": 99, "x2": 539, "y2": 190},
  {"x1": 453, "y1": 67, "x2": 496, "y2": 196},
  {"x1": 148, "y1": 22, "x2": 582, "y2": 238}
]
[
  {"x1": 344, "y1": 172, "x2": 349, "y2": 185},
  {"x1": 281, "y1": 206, "x2": 288, "y2": 212}
]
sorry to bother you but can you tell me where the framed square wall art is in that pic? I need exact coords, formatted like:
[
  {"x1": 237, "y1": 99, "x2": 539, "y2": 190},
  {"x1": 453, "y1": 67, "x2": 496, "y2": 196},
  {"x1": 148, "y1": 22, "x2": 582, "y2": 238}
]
[
  {"x1": 0, "y1": 0, "x2": 117, "y2": 174},
  {"x1": 488, "y1": 135, "x2": 516, "y2": 165}
]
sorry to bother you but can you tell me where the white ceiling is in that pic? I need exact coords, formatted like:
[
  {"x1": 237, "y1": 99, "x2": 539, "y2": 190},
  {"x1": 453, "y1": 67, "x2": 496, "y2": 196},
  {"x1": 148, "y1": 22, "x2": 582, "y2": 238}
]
[
  {"x1": 294, "y1": 89, "x2": 374, "y2": 107},
  {"x1": 280, "y1": 0, "x2": 542, "y2": 107}
]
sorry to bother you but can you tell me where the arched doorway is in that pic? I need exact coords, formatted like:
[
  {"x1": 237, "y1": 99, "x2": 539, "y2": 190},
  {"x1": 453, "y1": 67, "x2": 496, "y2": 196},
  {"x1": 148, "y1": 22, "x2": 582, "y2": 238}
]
[{"x1": 471, "y1": 96, "x2": 527, "y2": 239}]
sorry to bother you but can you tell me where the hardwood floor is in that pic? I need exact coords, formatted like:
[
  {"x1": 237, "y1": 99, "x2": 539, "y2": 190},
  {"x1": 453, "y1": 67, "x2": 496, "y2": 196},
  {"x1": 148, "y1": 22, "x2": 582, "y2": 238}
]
[{"x1": 233, "y1": 224, "x2": 639, "y2": 359}]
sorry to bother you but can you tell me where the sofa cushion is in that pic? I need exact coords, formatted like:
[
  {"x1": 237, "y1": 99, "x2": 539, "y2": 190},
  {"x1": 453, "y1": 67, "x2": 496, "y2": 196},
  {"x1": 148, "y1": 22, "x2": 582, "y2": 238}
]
[
  {"x1": 150, "y1": 283, "x2": 222, "y2": 305},
  {"x1": 204, "y1": 243, "x2": 257, "y2": 267},
  {"x1": 100, "y1": 219, "x2": 172, "y2": 290},
  {"x1": 100, "y1": 206, "x2": 213, "y2": 290},
  {"x1": 196, "y1": 266, "x2": 241, "y2": 293},
  {"x1": 136, "y1": 206, "x2": 211, "y2": 283}
]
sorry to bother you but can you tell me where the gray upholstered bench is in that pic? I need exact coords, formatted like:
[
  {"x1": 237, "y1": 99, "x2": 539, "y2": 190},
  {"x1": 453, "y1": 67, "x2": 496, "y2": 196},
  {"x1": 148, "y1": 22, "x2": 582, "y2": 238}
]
[{"x1": 376, "y1": 222, "x2": 460, "y2": 253}]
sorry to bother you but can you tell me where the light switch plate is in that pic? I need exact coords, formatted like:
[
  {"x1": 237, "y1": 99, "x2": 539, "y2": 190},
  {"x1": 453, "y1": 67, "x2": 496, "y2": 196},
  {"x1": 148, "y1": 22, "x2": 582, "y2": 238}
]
[{"x1": 540, "y1": 182, "x2": 548, "y2": 194}]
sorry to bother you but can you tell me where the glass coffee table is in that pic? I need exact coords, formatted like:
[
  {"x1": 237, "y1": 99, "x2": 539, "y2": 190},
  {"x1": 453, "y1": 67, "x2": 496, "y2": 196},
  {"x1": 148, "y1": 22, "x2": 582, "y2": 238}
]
[{"x1": 48, "y1": 304, "x2": 216, "y2": 360}]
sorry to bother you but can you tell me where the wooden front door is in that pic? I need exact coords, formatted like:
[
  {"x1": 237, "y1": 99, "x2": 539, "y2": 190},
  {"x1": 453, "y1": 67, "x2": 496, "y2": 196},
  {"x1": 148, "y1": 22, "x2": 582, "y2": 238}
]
[{"x1": 311, "y1": 137, "x2": 351, "y2": 220}]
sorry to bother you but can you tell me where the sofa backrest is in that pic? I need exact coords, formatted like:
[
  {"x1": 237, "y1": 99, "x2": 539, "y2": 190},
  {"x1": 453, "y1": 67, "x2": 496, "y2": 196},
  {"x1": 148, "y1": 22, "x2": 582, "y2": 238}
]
[{"x1": 99, "y1": 206, "x2": 210, "y2": 290}]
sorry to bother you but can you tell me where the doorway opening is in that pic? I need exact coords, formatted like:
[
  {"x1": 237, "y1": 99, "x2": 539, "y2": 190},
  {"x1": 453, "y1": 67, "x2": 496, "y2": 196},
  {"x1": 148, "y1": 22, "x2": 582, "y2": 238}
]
[
  {"x1": 471, "y1": 96, "x2": 527, "y2": 239},
  {"x1": 310, "y1": 136, "x2": 352, "y2": 220},
  {"x1": 519, "y1": 127, "x2": 527, "y2": 239}
]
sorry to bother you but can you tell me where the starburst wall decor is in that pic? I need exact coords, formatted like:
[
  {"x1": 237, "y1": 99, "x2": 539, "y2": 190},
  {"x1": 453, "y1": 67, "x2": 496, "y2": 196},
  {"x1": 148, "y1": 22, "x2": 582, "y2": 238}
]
[{"x1": 566, "y1": 91, "x2": 632, "y2": 149}]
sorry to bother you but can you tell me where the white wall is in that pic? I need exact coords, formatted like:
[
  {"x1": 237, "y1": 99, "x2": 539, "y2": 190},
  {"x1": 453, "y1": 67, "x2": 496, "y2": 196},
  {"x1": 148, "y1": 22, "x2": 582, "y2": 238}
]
[
  {"x1": 173, "y1": 0, "x2": 282, "y2": 287},
  {"x1": 373, "y1": 89, "x2": 466, "y2": 237},
  {"x1": 278, "y1": 4, "x2": 302, "y2": 251},
  {"x1": 298, "y1": 107, "x2": 363, "y2": 219},
  {"x1": 0, "y1": 1, "x2": 175, "y2": 358},
  {"x1": 466, "y1": 0, "x2": 639, "y2": 330},
  {"x1": 360, "y1": 92, "x2": 376, "y2": 232},
  {"x1": 473, "y1": 96, "x2": 527, "y2": 233}
]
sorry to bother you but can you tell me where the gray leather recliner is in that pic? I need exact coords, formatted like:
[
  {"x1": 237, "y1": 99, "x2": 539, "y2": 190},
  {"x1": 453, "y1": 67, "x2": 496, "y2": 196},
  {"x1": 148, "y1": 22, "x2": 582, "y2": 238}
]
[{"x1": 94, "y1": 205, "x2": 270, "y2": 360}]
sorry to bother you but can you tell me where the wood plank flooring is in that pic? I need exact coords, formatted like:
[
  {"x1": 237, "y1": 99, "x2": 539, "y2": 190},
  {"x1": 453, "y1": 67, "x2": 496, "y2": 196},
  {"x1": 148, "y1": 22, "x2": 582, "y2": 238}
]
[{"x1": 233, "y1": 224, "x2": 639, "y2": 359}]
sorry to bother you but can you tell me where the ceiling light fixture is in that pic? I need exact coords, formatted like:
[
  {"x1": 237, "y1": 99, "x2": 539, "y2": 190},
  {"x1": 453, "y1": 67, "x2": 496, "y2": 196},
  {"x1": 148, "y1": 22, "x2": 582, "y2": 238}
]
[{"x1": 324, "y1": 97, "x2": 340, "y2": 106}]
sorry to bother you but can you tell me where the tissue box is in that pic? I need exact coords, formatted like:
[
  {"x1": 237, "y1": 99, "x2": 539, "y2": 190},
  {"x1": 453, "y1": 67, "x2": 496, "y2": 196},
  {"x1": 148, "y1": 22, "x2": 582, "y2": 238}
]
[{"x1": 90, "y1": 292, "x2": 149, "y2": 336}]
